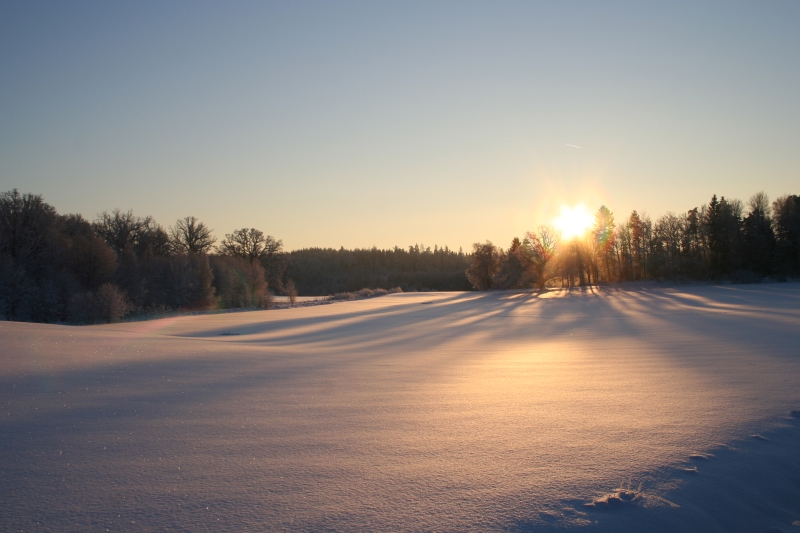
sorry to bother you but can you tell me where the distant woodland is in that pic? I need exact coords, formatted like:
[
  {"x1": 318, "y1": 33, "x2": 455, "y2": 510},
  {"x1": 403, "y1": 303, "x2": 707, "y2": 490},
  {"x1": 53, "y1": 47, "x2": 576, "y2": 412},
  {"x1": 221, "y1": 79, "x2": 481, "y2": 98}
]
[
  {"x1": 0, "y1": 189, "x2": 468, "y2": 323},
  {"x1": 468, "y1": 192, "x2": 800, "y2": 291},
  {"x1": 0, "y1": 188, "x2": 798, "y2": 324}
]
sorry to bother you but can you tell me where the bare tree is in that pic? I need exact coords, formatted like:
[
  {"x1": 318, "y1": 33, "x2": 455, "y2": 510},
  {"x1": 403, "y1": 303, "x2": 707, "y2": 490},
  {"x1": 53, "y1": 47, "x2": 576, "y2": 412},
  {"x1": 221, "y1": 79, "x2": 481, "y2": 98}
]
[
  {"x1": 138, "y1": 223, "x2": 172, "y2": 257},
  {"x1": 652, "y1": 212, "x2": 684, "y2": 278},
  {"x1": 747, "y1": 191, "x2": 771, "y2": 219},
  {"x1": 218, "y1": 228, "x2": 285, "y2": 291},
  {"x1": 526, "y1": 226, "x2": 560, "y2": 291},
  {"x1": 93, "y1": 209, "x2": 141, "y2": 253},
  {"x1": 91, "y1": 209, "x2": 170, "y2": 257},
  {"x1": 0, "y1": 189, "x2": 57, "y2": 263},
  {"x1": 170, "y1": 216, "x2": 215, "y2": 254},
  {"x1": 218, "y1": 228, "x2": 281, "y2": 261}
]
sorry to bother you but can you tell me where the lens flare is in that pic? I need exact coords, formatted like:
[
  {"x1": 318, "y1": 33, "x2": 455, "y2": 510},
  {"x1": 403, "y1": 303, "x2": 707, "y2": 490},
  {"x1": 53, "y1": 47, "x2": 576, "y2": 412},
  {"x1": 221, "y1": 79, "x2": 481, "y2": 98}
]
[{"x1": 554, "y1": 204, "x2": 593, "y2": 239}]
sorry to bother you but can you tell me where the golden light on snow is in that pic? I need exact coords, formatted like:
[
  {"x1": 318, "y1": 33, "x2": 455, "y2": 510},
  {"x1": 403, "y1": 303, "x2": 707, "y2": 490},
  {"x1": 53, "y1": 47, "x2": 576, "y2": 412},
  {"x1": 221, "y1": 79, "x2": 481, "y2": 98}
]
[
  {"x1": 2, "y1": 288, "x2": 800, "y2": 530},
  {"x1": 553, "y1": 204, "x2": 594, "y2": 239}
]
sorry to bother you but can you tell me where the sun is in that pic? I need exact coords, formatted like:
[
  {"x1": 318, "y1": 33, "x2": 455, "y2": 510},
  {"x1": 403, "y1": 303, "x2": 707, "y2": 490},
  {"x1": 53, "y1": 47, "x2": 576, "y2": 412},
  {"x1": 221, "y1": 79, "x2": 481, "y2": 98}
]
[{"x1": 554, "y1": 204, "x2": 594, "y2": 239}]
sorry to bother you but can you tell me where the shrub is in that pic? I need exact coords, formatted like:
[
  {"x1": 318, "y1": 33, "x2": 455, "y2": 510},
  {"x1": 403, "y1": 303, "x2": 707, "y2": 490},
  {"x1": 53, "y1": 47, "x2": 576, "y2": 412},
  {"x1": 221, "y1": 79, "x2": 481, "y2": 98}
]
[
  {"x1": 285, "y1": 279, "x2": 297, "y2": 306},
  {"x1": 328, "y1": 292, "x2": 356, "y2": 301},
  {"x1": 328, "y1": 287, "x2": 402, "y2": 302}
]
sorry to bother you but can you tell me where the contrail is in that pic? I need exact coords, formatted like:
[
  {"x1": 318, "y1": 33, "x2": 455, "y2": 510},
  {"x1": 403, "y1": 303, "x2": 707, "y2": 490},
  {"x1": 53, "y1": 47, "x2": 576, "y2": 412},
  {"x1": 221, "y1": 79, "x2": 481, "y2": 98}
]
[{"x1": 564, "y1": 143, "x2": 581, "y2": 149}]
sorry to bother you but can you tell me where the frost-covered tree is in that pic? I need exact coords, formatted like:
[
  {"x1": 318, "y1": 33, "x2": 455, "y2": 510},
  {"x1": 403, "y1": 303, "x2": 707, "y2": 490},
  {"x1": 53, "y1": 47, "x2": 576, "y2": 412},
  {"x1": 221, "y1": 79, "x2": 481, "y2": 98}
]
[{"x1": 526, "y1": 226, "x2": 560, "y2": 290}]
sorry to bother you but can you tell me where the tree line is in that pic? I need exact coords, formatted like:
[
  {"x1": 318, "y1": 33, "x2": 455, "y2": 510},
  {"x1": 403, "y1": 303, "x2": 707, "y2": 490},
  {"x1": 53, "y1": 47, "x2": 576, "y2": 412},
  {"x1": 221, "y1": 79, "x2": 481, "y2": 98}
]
[
  {"x1": 466, "y1": 192, "x2": 800, "y2": 290},
  {"x1": 0, "y1": 189, "x2": 469, "y2": 323},
  {"x1": 2, "y1": 189, "x2": 797, "y2": 323},
  {"x1": 286, "y1": 245, "x2": 471, "y2": 295}
]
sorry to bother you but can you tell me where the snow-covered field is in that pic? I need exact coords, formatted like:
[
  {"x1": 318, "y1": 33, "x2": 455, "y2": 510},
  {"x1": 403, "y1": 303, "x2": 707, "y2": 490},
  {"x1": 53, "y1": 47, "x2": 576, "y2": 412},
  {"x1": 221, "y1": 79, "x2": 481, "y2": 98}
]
[{"x1": 2, "y1": 284, "x2": 800, "y2": 532}]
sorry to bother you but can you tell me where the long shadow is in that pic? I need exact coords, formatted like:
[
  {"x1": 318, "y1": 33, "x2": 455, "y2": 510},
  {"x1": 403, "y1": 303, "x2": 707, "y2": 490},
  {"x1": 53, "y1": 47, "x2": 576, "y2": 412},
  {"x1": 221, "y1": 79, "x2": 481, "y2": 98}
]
[
  {"x1": 0, "y1": 289, "x2": 610, "y2": 459},
  {"x1": 163, "y1": 292, "x2": 477, "y2": 338},
  {"x1": 601, "y1": 284, "x2": 800, "y2": 352},
  {"x1": 0, "y1": 292, "x2": 542, "y2": 433},
  {"x1": 149, "y1": 291, "x2": 554, "y2": 355},
  {"x1": 0, "y1": 348, "x2": 357, "y2": 531},
  {"x1": 3, "y1": 284, "x2": 800, "y2": 532},
  {"x1": 11, "y1": 285, "x2": 800, "y2": 387}
]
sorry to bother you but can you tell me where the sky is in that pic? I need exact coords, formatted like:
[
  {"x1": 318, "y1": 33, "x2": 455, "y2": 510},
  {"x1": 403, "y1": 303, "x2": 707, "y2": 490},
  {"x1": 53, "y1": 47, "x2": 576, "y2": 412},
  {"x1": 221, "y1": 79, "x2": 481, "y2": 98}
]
[{"x1": 1, "y1": 1, "x2": 798, "y2": 251}]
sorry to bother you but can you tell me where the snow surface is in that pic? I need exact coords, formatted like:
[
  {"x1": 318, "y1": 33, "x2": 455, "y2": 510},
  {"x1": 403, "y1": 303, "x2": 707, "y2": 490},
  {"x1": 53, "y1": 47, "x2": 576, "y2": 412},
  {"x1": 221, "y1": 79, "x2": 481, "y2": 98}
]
[{"x1": 2, "y1": 283, "x2": 800, "y2": 532}]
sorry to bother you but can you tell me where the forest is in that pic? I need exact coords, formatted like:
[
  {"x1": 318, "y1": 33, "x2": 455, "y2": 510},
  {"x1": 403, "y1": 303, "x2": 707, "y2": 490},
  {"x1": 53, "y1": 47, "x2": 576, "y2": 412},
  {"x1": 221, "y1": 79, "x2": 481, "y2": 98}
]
[
  {"x1": 0, "y1": 189, "x2": 469, "y2": 323},
  {"x1": 468, "y1": 192, "x2": 799, "y2": 291},
  {"x1": 0, "y1": 189, "x2": 798, "y2": 324}
]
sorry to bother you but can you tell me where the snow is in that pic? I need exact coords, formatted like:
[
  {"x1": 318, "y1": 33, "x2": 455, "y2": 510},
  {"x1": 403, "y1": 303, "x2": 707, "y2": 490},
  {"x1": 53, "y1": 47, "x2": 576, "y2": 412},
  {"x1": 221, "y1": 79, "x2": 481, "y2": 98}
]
[
  {"x1": 2, "y1": 283, "x2": 800, "y2": 532},
  {"x1": 271, "y1": 295, "x2": 327, "y2": 304}
]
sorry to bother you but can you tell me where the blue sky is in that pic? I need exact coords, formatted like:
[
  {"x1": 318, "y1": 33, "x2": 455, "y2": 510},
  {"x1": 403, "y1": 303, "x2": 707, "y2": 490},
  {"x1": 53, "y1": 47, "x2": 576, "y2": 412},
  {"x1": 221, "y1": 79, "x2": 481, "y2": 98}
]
[{"x1": 1, "y1": 1, "x2": 798, "y2": 250}]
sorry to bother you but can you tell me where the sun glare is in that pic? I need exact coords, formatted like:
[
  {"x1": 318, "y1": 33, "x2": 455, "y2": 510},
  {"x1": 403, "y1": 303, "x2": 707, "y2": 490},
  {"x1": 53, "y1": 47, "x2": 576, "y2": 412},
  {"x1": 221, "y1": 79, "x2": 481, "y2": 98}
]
[{"x1": 554, "y1": 204, "x2": 594, "y2": 239}]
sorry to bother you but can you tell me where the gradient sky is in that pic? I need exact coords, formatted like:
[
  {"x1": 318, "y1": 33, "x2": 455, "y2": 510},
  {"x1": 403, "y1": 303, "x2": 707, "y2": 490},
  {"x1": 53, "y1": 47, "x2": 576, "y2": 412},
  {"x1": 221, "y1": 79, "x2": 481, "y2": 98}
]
[{"x1": 1, "y1": 1, "x2": 798, "y2": 251}]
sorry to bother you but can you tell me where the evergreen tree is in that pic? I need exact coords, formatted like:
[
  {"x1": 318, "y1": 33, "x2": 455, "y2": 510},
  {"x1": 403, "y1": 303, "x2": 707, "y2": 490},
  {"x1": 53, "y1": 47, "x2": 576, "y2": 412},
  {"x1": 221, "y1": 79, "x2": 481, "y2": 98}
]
[
  {"x1": 466, "y1": 242, "x2": 500, "y2": 290},
  {"x1": 773, "y1": 195, "x2": 800, "y2": 275},
  {"x1": 742, "y1": 192, "x2": 775, "y2": 276}
]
